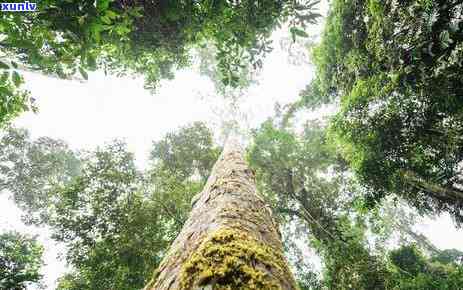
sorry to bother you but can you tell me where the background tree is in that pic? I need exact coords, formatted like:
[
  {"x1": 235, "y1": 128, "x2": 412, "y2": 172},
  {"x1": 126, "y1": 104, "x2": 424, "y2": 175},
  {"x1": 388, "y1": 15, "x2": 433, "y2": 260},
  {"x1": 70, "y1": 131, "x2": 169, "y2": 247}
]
[
  {"x1": 302, "y1": 0, "x2": 463, "y2": 224},
  {"x1": 47, "y1": 141, "x2": 168, "y2": 290},
  {"x1": 389, "y1": 244, "x2": 463, "y2": 289},
  {"x1": 247, "y1": 109, "x2": 463, "y2": 289},
  {"x1": 150, "y1": 122, "x2": 220, "y2": 183},
  {"x1": 0, "y1": 231, "x2": 44, "y2": 290},
  {"x1": 247, "y1": 119, "x2": 391, "y2": 289},
  {"x1": 0, "y1": 127, "x2": 81, "y2": 224}
]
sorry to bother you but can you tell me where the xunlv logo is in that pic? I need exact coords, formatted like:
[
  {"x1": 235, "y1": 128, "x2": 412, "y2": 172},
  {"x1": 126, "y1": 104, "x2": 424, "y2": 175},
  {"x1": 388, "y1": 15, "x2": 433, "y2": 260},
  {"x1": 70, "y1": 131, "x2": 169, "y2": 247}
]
[{"x1": 1, "y1": 1, "x2": 37, "y2": 11}]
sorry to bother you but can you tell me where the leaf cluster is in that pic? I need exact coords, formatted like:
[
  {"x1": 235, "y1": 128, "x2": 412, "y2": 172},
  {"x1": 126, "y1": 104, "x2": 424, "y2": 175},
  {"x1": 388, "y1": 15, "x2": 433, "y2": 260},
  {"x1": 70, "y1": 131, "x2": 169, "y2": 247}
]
[{"x1": 0, "y1": 231, "x2": 44, "y2": 290}]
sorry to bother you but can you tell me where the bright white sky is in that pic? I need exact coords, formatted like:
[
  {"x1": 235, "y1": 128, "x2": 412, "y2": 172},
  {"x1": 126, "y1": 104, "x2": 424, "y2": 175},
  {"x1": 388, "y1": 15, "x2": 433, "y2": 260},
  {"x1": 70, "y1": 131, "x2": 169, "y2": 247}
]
[{"x1": 1, "y1": 3, "x2": 462, "y2": 289}]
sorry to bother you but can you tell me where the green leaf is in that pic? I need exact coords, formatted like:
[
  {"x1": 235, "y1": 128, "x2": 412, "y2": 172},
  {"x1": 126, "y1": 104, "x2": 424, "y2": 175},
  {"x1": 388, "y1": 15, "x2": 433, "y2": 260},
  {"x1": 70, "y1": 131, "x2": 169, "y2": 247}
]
[
  {"x1": 101, "y1": 16, "x2": 111, "y2": 25},
  {"x1": 12, "y1": 71, "x2": 21, "y2": 87},
  {"x1": 105, "y1": 10, "x2": 118, "y2": 19},
  {"x1": 439, "y1": 30, "x2": 452, "y2": 49},
  {"x1": 90, "y1": 23, "x2": 102, "y2": 43},
  {"x1": 290, "y1": 29, "x2": 296, "y2": 42},
  {"x1": 11, "y1": 61, "x2": 18, "y2": 69},
  {"x1": 97, "y1": 0, "x2": 111, "y2": 12},
  {"x1": 291, "y1": 27, "x2": 309, "y2": 38},
  {"x1": 79, "y1": 67, "x2": 88, "y2": 80}
]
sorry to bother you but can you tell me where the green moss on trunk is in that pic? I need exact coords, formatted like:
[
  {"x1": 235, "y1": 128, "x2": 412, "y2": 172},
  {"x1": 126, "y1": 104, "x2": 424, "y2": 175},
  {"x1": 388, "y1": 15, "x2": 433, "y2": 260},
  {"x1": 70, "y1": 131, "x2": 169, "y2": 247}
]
[{"x1": 179, "y1": 227, "x2": 296, "y2": 290}]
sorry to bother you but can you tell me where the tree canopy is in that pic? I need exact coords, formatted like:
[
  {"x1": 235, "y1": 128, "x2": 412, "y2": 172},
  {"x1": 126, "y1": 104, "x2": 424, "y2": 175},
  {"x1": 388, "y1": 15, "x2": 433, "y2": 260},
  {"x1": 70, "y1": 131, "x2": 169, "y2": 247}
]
[
  {"x1": 0, "y1": 0, "x2": 321, "y2": 127},
  {"x1": 303, "y1": 0, "x2": 463, "y2": 224}
]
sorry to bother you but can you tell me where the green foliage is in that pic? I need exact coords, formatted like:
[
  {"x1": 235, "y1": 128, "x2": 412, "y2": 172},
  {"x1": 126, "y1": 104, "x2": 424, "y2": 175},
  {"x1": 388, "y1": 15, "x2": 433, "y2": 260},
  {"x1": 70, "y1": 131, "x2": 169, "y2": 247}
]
[
  {"x1": 248, "y1": 119, "x2": 390, "y2": 289},
  {"x1": 248, "y1": 113, "x2": 463, "y2": 289},
  {"x1": 56, "y1": 273, "x2": 89, "y2": 290},
  {"x1": 0, "y1": 0, "x2": 321, "y2": 127},
  {"x1": 0, "y1": 0, "x2": 137, "y2": 127},
  {"x1": 0, "y1": 231, "x2": 44, "y2": 290},
  {"x1": 305, "y1": 0, "x2": 463, "y2": 224},
  {"x1": 196, "y1": 43, "x2": 257, "y2": 95},
  {"x1": 0, "y1": 122, "x2": 219, "y2": 289},
  {"x1": 150, "y1": 122, "x2": 220, "y2": 183},
  {"x1": 390, "y1": 245, "x2": 428, "y2": 277},
  {"x1": 48, "y1": 141, "x2": 172, "y2": 290},
  {"x1": 431, "y1": 248, "x2": 463, "y2": 265},
  {"x1": 0, "y1": 64, "x2": 35, "y2": 128},
  {"x1": 0, "y1": 127, "x2": 81, "y2": 224},
  {"x1": 389, "y1": 244, "x2": 463, "y2": 289}
]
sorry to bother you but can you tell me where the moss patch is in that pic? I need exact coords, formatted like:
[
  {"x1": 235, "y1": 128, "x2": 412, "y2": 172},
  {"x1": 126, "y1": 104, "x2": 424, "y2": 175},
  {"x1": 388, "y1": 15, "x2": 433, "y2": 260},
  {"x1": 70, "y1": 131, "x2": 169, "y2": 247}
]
[{"x1": 179, "y1": 227, "x2": 292, "y2": 290}]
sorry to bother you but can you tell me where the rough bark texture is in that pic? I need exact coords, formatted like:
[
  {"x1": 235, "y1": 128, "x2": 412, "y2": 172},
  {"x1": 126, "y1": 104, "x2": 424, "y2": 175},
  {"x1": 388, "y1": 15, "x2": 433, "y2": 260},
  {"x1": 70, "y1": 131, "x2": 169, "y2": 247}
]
[{"x1": 145, "y1": 139, "x2": 298, "y2": 290}]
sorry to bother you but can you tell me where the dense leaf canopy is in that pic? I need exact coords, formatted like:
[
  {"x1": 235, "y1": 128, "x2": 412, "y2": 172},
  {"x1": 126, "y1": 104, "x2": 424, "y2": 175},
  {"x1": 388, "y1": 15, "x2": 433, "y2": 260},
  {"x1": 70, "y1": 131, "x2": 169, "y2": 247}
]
[
  {"x1": 0, "y1": 127, "x2": 81, "y2": 224},
  {"x1": 0, "y1": 0, "x2": 320, "y2": 127},
  {"x1": 304, "y1": 0, "x2": 463, "y2": 224}
]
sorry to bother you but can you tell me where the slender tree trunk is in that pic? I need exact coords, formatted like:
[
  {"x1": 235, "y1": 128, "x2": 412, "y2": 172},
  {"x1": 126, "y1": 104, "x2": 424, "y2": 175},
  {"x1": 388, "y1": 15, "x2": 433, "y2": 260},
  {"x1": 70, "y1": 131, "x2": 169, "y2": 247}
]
[{"x1": 145, "y1": 139, "x2": 298, "y2": 290}]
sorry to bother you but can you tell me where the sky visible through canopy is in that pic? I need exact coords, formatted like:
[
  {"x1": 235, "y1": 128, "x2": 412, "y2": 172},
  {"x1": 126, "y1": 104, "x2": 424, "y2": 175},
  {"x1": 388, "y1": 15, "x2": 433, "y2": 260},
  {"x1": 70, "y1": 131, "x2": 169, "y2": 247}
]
[{"x1": 0, "y1": 7, "x2": 462, "y2": 289}]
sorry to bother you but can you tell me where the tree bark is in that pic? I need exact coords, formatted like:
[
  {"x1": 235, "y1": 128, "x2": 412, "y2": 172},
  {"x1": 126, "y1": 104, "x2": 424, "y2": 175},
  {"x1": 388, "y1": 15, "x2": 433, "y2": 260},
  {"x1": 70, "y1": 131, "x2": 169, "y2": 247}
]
[{"x1": 145, "y1": 139, "x2": 298, "y2": 290}]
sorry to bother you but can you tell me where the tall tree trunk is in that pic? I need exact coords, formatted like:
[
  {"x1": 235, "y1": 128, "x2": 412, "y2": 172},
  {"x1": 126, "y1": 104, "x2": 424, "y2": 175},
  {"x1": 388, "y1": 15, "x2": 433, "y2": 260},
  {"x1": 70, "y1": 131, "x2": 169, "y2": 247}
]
[{"x1": 145, "y1": 139, "x2": 298, "y2": 290}]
